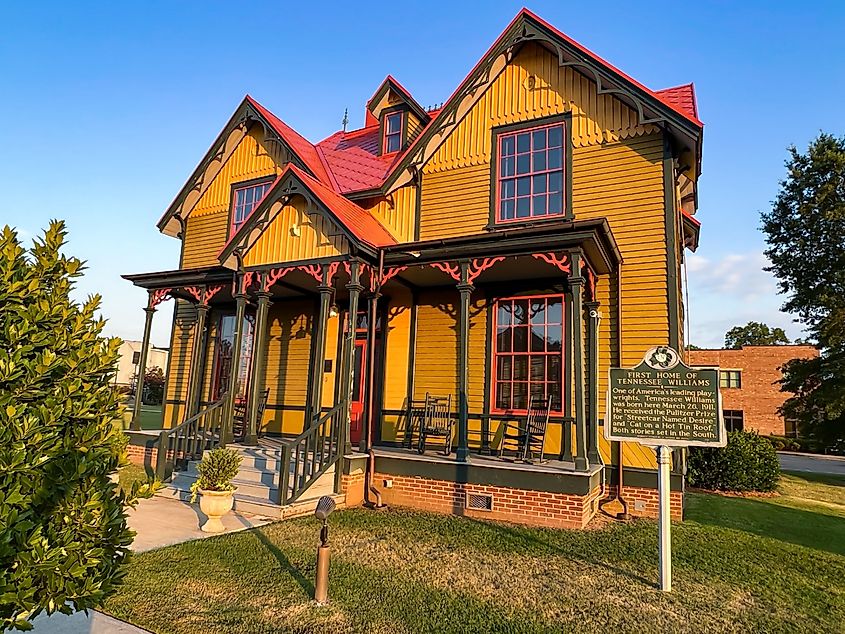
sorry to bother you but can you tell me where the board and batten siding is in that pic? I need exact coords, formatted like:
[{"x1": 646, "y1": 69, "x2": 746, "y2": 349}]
[
  {"x1": 162, "y1": 300, "x2": 196, "y2": 428},
  {"x1": 360, "y1": 186, "x2": 418, "y2": 244},
  {"x1": 413, "y1": 42, "x2": 670, "y2": 469},
  {"x1": 181, "y1": 129, "x2": 281, "y2": 268}
]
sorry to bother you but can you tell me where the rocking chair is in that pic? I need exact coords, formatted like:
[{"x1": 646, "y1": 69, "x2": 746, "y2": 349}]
[
  {"x1": 501, "y1": 395, "x2": 552, "y2": 462},
  {"x1": 417, "y1": 393, "x2": 454, "y2": 456},
  {"x1": 232, "y1": 388, "x2": 270, "y2": 441}
]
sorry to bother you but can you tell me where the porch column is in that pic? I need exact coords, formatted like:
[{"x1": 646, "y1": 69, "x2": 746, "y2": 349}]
[
  {"x1": 308, "y1": 264, "x2": 333, "y2": 424},
  {"x1": 340, "y1": 261, "x2": 362, "y2": 456},
  {"x1": 585, "y1": 300, "x2": 602, "y2": 466},
  {"x1": 361, "y1": 290, "x2": 380, "y2": 453},
  {"x1": 244, "y1": 277, "x2": 271, "y2": 447},
  {"x1": 130, "y1": 295, "x2": 156, "y2": 430},
  {"x1": 185, "y1": 300, "x2": 210, "y2": 418},
  {"x1": 223, "y1": 281, "x2": 248, "y2": 446},
  {"x1": 456, "y1": 261, "x2": 473, "y2": 462},
  {"x1": 570, "y1": 252, "x2": 589, "y2": 471}
]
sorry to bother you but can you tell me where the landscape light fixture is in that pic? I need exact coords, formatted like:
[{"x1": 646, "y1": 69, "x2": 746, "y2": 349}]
[{"x1": 313, "y1": 495, "x2": 336, "y2": 604}]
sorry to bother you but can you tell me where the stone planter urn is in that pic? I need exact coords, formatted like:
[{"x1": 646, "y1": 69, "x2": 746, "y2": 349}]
[{"x1": 198, "y1": 488, "x2": 236, "y2": 533}]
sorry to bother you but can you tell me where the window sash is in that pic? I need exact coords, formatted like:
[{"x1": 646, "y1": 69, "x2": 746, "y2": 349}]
[
  {"x1": 719, "y1": 370, "x2": 742, "y2": 389},
  {"x1": 496, "y1": 122, "x2": 565, "y2": 222},
  {"x1": 384, "y1": 112, "x2": 403, "y2": 154},
  {"x1": 231, "y1": 181, "x2": 271, "y2": 233},
  {"x1": 492, "y1": 294, "x2": 565, "y2": 414}
]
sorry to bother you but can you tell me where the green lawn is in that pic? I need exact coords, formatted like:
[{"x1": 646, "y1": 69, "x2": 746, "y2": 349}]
[
  {"x1": 121, "y1": 404, "x2": 163, "y2": 430},
  {"x1": 103, "y1": 472, "x2": 845, "y2": 633}
]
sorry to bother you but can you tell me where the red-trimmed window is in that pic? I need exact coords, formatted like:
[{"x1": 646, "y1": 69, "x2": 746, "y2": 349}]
[
  {"x1": 493, "y1": 295, "x2": 564, "y2": 413},
  {"x1": 383, "y1": 112, "x2": 403, "y2": 154},
  {"x1": 497, "y1": 122, "x2": 565, "y2": 222},
  {"x1": 230, "y1": 180, "x2": 272, "y2": 234}
]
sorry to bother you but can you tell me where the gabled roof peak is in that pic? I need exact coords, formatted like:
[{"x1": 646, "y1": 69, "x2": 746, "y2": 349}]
[{"x1": 365, "y1": 75, "x2": 429, "y2": 123}]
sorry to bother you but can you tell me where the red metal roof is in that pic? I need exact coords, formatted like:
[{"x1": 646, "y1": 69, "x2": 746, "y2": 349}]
[
  {"x1": 246, "y1": 95, "x2": 335, "y2": 187},
  {"x1": 316, "y1": 125, "x2": 395, "y2": 193},
  {"x1": 655, "y1": 84, "x2": 698, "y2": 121},
  {"x1": 286, "y1": 164, "x2": 397, "y2": 247}
]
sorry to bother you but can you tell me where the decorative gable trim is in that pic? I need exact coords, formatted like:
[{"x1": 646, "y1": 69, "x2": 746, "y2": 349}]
[
  {"x1": 381, "y1": 9, "x2": 703, "y2": 195},
  {"x1": 157, "y1": 97, "x2": 327, "y2": 238}
]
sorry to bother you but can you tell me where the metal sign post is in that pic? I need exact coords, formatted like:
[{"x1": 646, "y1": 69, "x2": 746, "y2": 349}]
[
  {"x1": 605, "y1": 345, "x2": 726, "y2": 593},
  {"x1": 656, "y1": 445, "x2": 672, "y2": 592}
]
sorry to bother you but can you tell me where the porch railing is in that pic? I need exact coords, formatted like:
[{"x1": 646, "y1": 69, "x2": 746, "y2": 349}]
[
  {"x1": 276, "y1": 401, "x2": 346, "y2": 505},
  {"x1": 155, "y1": 395, "x2": 227, "y2": 481}
]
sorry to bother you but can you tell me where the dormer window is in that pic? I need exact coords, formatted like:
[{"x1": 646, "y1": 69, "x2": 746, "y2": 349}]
[
  {"x1": 383, "y1": 111, "x2": 404, "y2": 154},
  {"x1": 230, "y1": 179, "x2": 272, "y2": 234}
]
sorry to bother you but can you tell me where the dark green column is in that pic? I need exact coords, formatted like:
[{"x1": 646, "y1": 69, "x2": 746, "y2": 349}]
[
  {"x1": 185, "y1": 301, "x2": 210, "y2": 418},
  {"x1": 244, "y1": 280, "x2": 271, "y2": 447},
  {"x1": 361, "y1": 290, "x2": 379, "y2": 453},
  {"x1": 340, "y1": 261, "x2": 362, "y2": 456},
  {"x1": 130, "y1": 298, "x2": 156, "y2": 430},
  {"x1": 456, "y1": 262, "x2": 473, "y2": 462},
  {"x1": 308, "y1": 265, "x2": 333, "y2": 424},
  {"x1": 223, "y1": 284, "x2": 248, "y2": 446},
  {"x1": 571, "y1": 253, "x2": 588, "y2": 471},
  {"x1": 585, "y1": 300, "x2": 601, "y2": 466}
]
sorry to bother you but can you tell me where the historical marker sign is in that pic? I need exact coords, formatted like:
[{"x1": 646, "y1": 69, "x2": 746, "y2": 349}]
[{"x1": 605, "y1": 345, "x2": 726, "y2": 448}]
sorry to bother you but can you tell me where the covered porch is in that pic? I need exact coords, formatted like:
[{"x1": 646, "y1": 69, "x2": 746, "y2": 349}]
[{"x1": 123, "y1": 218, "x2": 620, "y2": 512}]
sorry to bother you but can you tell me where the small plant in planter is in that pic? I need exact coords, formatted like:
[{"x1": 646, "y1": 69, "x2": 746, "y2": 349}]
[{"x1": 190, "y1": 448, "x2": 242, "y2": 533}]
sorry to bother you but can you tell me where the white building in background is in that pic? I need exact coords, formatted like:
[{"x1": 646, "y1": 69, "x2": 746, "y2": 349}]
[{"x1": 115, "y1": 340, "x2": 169, "y2": 388}]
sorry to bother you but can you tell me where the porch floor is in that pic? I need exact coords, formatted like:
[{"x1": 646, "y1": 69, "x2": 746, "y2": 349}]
[{"x1": 372, "y1": 445, "x2": 602, "y2": 477}]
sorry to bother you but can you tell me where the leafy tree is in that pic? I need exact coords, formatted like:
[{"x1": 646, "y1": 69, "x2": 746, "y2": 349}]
[
  {"x1": 762, "y1": 133, "x2": 845, "y2": 448},
  {"x1": 724, "y1": 321, "x2": 790, "y2": 349},
  {"x1": 0, "y1": 222, "x2": 154, "y2": 631},
  {"x1": 686, "y1": 344, "x2": 702, "y2": 351}
]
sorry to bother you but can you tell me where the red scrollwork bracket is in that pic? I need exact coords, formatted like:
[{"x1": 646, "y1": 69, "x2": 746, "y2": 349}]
[
  {"x1": 148, "y1": 288, "x2": 172, "y2": 309},
  {"x1": 430, "y1": 261, "x2": 462, "y2": 282},
  {"x1": 299, "y1": 264, "x2": 324, "y2": 284},
  {"x1": 466, "y1": 257, "x2": 505, "y2": 284},
  {"x1": 380, "y1": 266, "x2": 407, "y2": 286},
  {"x1": 582, "y1": 264, "x2": 597, "y2": 302},
  {"x1": 263, "y1": 266, "x2": 295, "y2": 292},
  {"x1": 532, "y1": 252, "x2": 572, "y2": 274}
]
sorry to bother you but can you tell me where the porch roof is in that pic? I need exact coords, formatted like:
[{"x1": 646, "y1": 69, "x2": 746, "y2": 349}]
[
  {"x1": 382, "y1": 217, "x2": 621, "y2": 275},
  {"x1": 122, "y1": 265, "x2": 234, "y2": 290}
]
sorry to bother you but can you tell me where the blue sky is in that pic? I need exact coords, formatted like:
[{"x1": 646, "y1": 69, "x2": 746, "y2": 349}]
[{"x1": 1, "y1": 1, "x2": 843, "y2": 348}]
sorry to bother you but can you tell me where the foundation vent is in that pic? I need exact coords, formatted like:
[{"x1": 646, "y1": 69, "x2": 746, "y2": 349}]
[{"x1": 466, "y1": 492, "x2": 494, "y2": 511}]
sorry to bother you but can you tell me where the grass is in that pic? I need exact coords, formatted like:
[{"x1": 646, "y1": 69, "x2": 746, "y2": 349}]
[
  {"x1": 121, "y1": 404, "x2": 163, "y2": 430},
  {"x1": 118, "y1": 463, "x2": 155, "y2": 495},
  {"x1": 103, "y1": 472, "x2": 845, "y2": 633}
]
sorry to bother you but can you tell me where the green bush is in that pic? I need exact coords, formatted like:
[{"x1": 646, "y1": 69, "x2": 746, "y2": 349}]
[
  {"x1": 0, "y1": 222, "x2": 157, "y2": 631},
  {"x1": 765, "y1": 435, "x2": 802, "y2": 452},
  {"x1": 687, "y1": 430, "x2": 781, "y2": 492},
  {"x1": 190, "y1": 448, "x2": 242, "y2": 502}
]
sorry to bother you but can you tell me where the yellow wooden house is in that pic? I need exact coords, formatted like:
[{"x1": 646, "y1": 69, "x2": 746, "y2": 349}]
[{"x1": 124, "y1": 8, "x2": 703, "y2": 527}]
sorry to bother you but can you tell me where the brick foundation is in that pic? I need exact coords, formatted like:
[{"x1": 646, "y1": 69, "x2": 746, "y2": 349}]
[
  {"x1": 607, "y1": 484, "x2": 683, "y2": 521},
  {"x1": 341, "y1": 471, "x2": 366, "y2": 508},
  {"x1": 372, "y1": 472, "x2": 604, "y2": 529},
  {"x1": 127, "y1": 442, "x2": 158, "y2": 467}
]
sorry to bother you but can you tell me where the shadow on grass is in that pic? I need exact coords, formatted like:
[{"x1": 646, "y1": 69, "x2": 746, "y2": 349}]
[
  {"x1": 252, "y1": 527, "x2": 315, "y2": 597},
  {"x1": 463, "y1": 518, "x2": 656, "y2": 588},
  {"x1": 686, "y1": 493, "x2": 845, "y2": 556},
  {"x1": 782, "y1": 470, "x2": 845, "y2": 487}
]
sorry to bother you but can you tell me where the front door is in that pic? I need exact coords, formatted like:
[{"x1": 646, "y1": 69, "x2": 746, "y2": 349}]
[{"x1": 349, "y1": 339, "x2": 367, "y2": 445}]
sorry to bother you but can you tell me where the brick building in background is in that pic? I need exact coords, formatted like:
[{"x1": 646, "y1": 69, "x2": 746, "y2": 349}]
[{"x1": 688, "y1": 345, "x2": 819, "y2": 436}]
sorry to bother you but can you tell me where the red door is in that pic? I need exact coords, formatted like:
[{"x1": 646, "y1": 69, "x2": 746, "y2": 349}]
[{"x1": 349, "y1": 339, "x2": 367, "y2": 445}]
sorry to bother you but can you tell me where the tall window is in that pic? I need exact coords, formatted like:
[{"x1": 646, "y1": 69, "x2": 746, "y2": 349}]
[
  {"x1": 230, "y1": 180, "x2": 272, "y2": 234},
  {"x1": 494, "y1": 295, "x2": 564, "y2": 413},
  {"x1": 383, "y1": 112, "x2": 403, "y2": 154},
  {"x1": 720, "y1": 369, "x2": 742, "y2": 389},
  {"x1": 497, "y1": 122, "x2": 565, "y2": 222},
  {"x1": 211, "y1": 314, "x2": 255, "y2": 401},
  {"x1": 723, "y1": 409, "x2": 744, "y2": 432}
]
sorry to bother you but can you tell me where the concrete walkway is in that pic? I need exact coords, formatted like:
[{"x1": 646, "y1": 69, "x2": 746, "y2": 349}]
[
  {"x1": 779, "y1": 451, "x2": 845, "y2": 476},
  {"x1": 30, "y1": 495, "x2": 273, "y2": 633}
]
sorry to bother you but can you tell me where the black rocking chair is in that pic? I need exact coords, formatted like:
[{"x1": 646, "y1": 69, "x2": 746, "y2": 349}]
[
  {"x1": 417, "y1": 393, "x2": 454, "y2": 456},
  {"x1": 404, "y1": 398, "x2": 427, "y2": 449},
  {"x1": 232, "y1": 388, "x2": 270, "y2": 441},
  {"x1": 501, "y1": 396, "x2": 552, "y2": 462}
]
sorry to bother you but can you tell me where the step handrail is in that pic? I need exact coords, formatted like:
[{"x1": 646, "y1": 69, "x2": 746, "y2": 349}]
[
  {"x1": 155, "y1": 395, "x2": 227, "y2": 481},
  {"x1": 276, "y1": 401, "x2": 346, "y2": 505}
]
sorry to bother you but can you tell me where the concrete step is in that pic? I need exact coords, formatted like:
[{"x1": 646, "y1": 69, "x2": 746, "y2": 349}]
[{"x1": 183, "y1": 461, "x2": 278, "y2": 486}]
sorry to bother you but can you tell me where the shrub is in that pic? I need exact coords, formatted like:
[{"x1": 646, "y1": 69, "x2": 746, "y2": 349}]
[
  {"x1": 0, "y1": 222, "x2": 157, "y2": 631},
  {"x1": 190, "y1": 448, "x2": 242, "y2": 502},
  {"x1": 687, "y1": 430, "x2": 781, "y2": 492}
]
